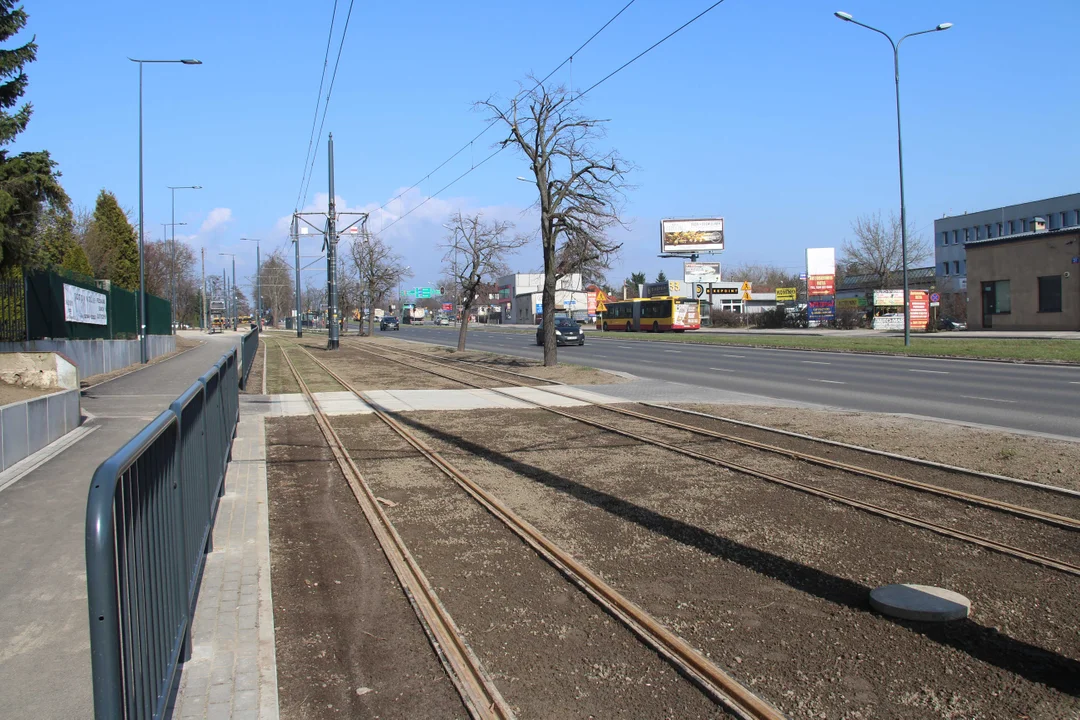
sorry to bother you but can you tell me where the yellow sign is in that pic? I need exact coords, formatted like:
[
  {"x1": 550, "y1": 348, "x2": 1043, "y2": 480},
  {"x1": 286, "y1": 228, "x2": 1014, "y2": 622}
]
[
  {"x1": 741, "y1": 291, "x2": 752, "y2": 301},
  {"x1": 740, "y1": 281, "x2": 752, "y2": 292},
  {"x1": 775, "y1": 287, "x2": 797, "y2": 302},
  {"x1": 596, "y1": 300, "x2": 607, "y2": 313},
  {"x1": 596, "y1": 289, "x2": 608, "y2": 304}
]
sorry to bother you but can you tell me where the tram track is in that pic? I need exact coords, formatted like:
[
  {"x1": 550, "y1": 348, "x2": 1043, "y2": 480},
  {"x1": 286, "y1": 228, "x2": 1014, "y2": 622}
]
[
  {"x1": 274, "y1": 338, "x2": 787, "y2": 720},
  {"x1": 339, "y1": 338, "x2": 1080, "y2": 578}
]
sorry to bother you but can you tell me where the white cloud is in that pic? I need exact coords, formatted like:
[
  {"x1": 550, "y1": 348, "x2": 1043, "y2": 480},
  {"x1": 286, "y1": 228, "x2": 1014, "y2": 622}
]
[{"x1": 200, "y1": 207, "x2": 233, "y2": 234}]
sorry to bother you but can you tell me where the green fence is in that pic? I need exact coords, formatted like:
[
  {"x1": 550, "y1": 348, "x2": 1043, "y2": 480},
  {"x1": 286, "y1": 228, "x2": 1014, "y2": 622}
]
[{"x1": 24, "y1": 268, "x2": 172, "y2": 340}]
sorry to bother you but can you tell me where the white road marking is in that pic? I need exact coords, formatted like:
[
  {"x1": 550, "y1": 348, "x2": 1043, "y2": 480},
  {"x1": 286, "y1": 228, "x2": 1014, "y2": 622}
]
[
  {"x1": 664, "y1": 349, "x2": 682, "y2": 353},
  {"x1": 801, "y1": 360, "x2": 831, "y2": 365},
  {"x1": 640, "y1": 359, "x2": 657, "y2": 364},
  {"x1": 721, "y1": 353, "x2": 745, "y2": 358},
  {"x1": 1071, "y1": 382, "x2": 1080, "y2": 385},
  {"x1": 812, "y1": 379, "x2": 845, "y2": 384},
  {"x1": 618, "y1": 345, "x2": 635, "y2": 349},
  {"x1": 961, "y1": 395, "x2": 1016, "y2": 404},
  {"x1": 909, "y1": 369, "x2": 949, "y2": 374},
  {"x1": 709, "y1": 367, "x2": 736, "y2": 373}
]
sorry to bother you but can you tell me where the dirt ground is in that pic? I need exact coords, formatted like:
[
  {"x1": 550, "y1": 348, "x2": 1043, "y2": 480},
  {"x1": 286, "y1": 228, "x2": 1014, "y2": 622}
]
[
  {"x1": 0, "y1": 382, "x2": 51, "y2": 404},
  {"x1": 334, "y1": 407, "x2": 1080, "y2": 720},
  {"x1": 683, "y1": 404, "x2": 1080, "y2": 493},
  {"x1": 265, "y1": 415, "x2": 468, "y2": 719},
  {"x1": 242, "y1": 340, "x2": 265, "y2": 394}
]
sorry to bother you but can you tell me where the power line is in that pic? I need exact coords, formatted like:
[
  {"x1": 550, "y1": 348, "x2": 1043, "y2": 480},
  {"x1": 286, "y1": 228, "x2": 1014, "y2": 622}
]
[
  {"x1": 299, "y1": 0, "x2": 359, "y2": 210},
  {"x1": 374, "y1": 0, "x2": 640, "y2": 217},
  {"x1": 295, "y1": 0, "x2": 339, "y2": 211},
  {"x1": 374, "y1": 0, "x2": 730, "y2": 236}
]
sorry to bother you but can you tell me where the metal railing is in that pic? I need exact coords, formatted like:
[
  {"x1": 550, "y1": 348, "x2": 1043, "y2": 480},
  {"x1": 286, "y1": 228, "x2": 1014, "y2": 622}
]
[
  {"x1": 85, "y1": 346, "x2": 241, "y2": 719},
  {"x1": 240, "y1": 326, "x2": 259, "y2": 390}
]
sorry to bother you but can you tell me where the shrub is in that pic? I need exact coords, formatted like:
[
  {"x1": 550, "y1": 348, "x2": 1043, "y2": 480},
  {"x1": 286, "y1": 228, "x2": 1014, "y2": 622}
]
[
  {"x1": 755, "y1": 306, "x2": 788, "y2": 329},
  {"x1": 710, "y1": 309, "x2": 745, "y2": 327}
]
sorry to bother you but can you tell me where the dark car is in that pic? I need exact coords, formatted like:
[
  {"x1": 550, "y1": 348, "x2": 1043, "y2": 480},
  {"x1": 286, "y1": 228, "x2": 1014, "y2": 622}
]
[
  {"x1": 380, "y1": 315, "x2": 400, "y2": 331},
  {"x1": 938, "y1": 316, "x2": 967, "y2": 331},
  {"x1": 536, "y1": 317, "x2": 584, "y2": 346}
]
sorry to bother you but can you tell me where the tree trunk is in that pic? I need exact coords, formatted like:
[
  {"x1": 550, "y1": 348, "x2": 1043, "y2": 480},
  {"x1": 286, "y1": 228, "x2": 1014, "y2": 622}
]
[
  {"x1": 542, "y1": 233, "x2": 558, "y2": 367},
  {"x1": 456, "y1": 305, "x2": 470, "y2": 352}
]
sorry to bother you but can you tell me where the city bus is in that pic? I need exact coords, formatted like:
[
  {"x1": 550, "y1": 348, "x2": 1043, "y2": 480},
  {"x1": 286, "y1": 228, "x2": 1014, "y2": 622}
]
[{"x1": 601, "y1": 296, "x2": 701, "y2": 332}]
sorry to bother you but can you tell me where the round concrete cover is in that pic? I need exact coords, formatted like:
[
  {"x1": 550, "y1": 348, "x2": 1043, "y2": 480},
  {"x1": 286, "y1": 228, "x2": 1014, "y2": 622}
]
[{"x1": 869, "y1": 584, "x2": 971, "y2": 622}]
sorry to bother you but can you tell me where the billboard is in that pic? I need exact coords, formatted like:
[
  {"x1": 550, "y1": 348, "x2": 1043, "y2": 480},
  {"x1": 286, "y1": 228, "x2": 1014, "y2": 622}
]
[
  {"x1": 64, "y1": 283, "x2": 107, "y2": 325},
  {"x1": 661, "y1": 218, "x2": 724, "y2": 254},
  {"x1": 807, "y1": 275, "x2": 835, "y2": 296},
  {"x1": 873, "y1": 289, "x2": 904, "y2": 306},
  {"x1": 775, "y1": 287, "x2": 797, "y2": 302},
  {"x1": 684, "y1": 262, "x2": 721, "y2": 283},
  {"x1": 806, "y1": 247, "x2": 835, "y2": 276},
  {"x1": 808, "y1": 299, "x2": 835, "y2": 321},
  {"x1": 909, "y1": 290, "x2": 929, "y2": 329}
]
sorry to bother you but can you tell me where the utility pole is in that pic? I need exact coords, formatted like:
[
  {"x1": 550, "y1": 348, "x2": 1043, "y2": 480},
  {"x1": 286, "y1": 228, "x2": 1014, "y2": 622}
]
[
  {"x1": 200, "y1": 247, "x2": 206, "y2": 331},
  {"x1": 326, "y1": 133, "x2": 339, "y2": 350},
  {"x1": 231, "y1": 255, "x2": 237, "y2": 330},
  {"x1": 292, "y1": 215, "x2": 302, "y2": 337}
]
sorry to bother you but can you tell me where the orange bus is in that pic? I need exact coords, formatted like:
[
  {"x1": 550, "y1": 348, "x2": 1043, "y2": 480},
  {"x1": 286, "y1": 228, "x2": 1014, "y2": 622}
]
[{"x1": 601, "y1": 296, "x2": 701, "y2": 332}]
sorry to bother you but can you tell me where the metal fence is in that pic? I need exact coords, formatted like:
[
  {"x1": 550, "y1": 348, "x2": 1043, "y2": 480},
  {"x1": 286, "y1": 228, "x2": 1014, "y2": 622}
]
[
  {"x1": 0, "y1": 276, "x2": 25, "y2": 341},
  {"x1": 25, "y1": 268, "x2": 171, "y2": 340},
  {"x1": 240, "y1": 327, "x2": 259, "y2": 390},
  {"x1": 85, "y1": 345, "x2": 242, "y2": 719}
]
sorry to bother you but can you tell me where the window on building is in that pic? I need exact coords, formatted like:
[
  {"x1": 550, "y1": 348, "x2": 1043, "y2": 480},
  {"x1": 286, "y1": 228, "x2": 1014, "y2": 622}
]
[
  {"x1": 942, "y1": 262, "x2": 949, "y2": 275},
  {"x1": 1038, "y1": 275, "x2": 1063, "y2": 313},
  {"x1": 1022, "y1": 219, "x2": 1029, "y2": 232},
  {"x1": 1007, "y1": 220, "x2": 1014, "y2": 234},
  {"x1": 963, "y1": 228, "x2": 970, "y2": 243},
  {"x1": 983, "y1": 280, "x2": 1011, "y2": 314},
  {"x1": 997, "y1": 222, "x2": 1003, "y2": 236},
  {"x1": 940, "y1": 231, "x2": 948, "y2": 246},
  {"x1": 953, "y1": 260, "x2": 960, "y2": 274},
  {"x1": 985, "y1": 224, "x2": 991, "y2": 238}
]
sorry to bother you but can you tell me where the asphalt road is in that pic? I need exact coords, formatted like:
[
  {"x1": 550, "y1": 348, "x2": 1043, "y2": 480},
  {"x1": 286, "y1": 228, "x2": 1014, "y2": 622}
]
[{"x1": 393, "y1": 325, "x2": 1080, "y2": 439}]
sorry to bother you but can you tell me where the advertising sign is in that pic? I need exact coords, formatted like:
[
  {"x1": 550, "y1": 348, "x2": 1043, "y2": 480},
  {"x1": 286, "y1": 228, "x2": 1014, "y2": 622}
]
[
  {"x1": 587, "y1": 290, "x2": 597, "y2": 315},
  {"x1": 706, "y1": 286, "x2": 740, "y2": 295},
  {"x1": 63, "y1": 283, "x2": 107, "y2": 325},
  {"x1": 807, "y1": 275, "x2": 835, "y2": 296},
  {"x1": 836, "y1": 297, "x2": 866, "y2": 310},
  {"x1": 873, "y1": 289, "x2": 904, "y2": 306},
  {"x1": 808, "y1": 299, "x2": 835, "y2": 321},
  {"x1": 684, "y1": 262, "x2": 721, "y2": 283},
  {"x1": 873, "y1": 314, "x2": 905, "y2": 330},
  {"x1": 775, "y1": 287, "x2": 797, "y2": 302},
  {"x1": 661, "y1": 218, "x2": 724, "y2": 254},
  {"x1": 535, "y1": 303, "x2": 542, "y2": 315},
  {"x1": 441, "y1": 303, "x2": 453, "y2": 311},
  {"x1": 806, "y1": 248, "x2": 835, "y2": 276},
  {"x1": 909, "y1": 290, "x2": 929, "y2": 330}
]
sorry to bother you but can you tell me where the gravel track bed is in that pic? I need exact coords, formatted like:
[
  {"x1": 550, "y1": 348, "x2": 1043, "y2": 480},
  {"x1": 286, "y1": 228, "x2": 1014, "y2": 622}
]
[
  {"x1": 360, "y1": 407, "x2": 1080, "y2": 720},
  {"x1": 331, "y1": 414, "x2": 734, "y2": 719},
  {"x1": 562, "y1": 406, "x2": 1080, "y2": 569},
  {"x1": 635, "y1": 405, "x2": 1080, "y2": 521},
  {"x1": 265, "y1": 341, "x2": 301, "y2": 394}
]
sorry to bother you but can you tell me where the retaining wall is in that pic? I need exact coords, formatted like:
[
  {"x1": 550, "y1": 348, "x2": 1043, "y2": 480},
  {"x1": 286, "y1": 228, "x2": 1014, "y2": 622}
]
[
  {"x1": 0, "y1": 336, "x2": 175, "y2": 380},
  {"x1": 0, "y1": 388, "x2": 81, "y2": 471}
]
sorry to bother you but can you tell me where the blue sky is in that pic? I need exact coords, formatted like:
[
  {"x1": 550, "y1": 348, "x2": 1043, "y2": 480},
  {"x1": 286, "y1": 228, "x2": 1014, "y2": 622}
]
[{"x1": 19, "y1": 0, "x2": 1080, "y2": 297}]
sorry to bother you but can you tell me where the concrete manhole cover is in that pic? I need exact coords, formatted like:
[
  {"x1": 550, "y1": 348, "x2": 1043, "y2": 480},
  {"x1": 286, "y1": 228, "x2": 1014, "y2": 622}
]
[{"x1": 869, "y1": 583, "x2": 971, "y2": 622}]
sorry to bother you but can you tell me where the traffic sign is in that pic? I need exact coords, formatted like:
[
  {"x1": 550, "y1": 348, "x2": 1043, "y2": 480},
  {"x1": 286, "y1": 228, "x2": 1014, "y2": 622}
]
[
  {"x1": 930, "y1": 292, "x2": 941, "y2": 303},
  {"x1": 740, "y1": 281, "x2": 752, "y2": 292},
  {"x1": 741, "y1": 291, "x2": 752, "y2": 301},
  {"x1": 596, "y1": 300, "x2": 607, "y2": 313},
  {"x1": 596, "y1": 289, "x2": 608, "y2": 303}
]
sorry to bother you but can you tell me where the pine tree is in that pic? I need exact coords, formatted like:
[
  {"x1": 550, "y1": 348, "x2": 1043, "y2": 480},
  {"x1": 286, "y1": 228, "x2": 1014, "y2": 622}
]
[
  {"x1": 84, "y1": 190, "x2": 139, "y2": 290},
  {"x1": 34, "y1": 200, "x2": 92, "y2": 276},
  {"x1": 0, "y1": 0, "x2": 66, "y2": 270}
]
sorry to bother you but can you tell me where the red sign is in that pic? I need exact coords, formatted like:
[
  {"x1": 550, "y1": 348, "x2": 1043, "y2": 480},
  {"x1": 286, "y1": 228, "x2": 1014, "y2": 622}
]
[
  {"x1": 807, "y1": 274, "x2": 835, "y2": 296},
  {"x1": 441, "y1": 303, "x2": 453, "y2": 311},
  {"x1": 909, "y1": 290, "x2": 929, "y2": 330},
  {"x1": 587, "y1": 290, "x2": 597, "y2": 315}
]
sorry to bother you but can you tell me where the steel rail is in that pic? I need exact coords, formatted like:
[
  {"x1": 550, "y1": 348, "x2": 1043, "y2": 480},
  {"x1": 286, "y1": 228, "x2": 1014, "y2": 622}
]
[
  {"x1": 276, "y1": 342, "x2": 516, "y2": 720},
  {"x1": 291, "y1": 342, "x2": 787, "y2": 720},
  {"x1": 364, "y1": 341, "x2": 1080, "y2": 529},
  {"x1": 347, "y1": 341, "x2": 1080, "y2": 578}
]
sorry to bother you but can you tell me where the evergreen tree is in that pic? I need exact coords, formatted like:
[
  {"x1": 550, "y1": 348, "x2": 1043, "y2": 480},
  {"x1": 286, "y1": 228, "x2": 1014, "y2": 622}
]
[
  {"x1": 0, "y1": 0, "x2": 66, "y2": 270},
  {"x1": 34, "y1": 199, "x2": 92, "y2": 276},
  {"x1": 655, "y1": 270, "x2": 667, "y2": 283},
  {"x1": 84, "y1": 190, "x2": 139, "y2": 290}
]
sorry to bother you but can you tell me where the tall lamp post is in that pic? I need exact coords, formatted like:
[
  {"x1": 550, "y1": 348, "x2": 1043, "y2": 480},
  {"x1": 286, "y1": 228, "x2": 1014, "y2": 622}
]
[
  {"x1": 220, "y1": 253, "x2": 236, "y2": 330},
  {"x1": 168, "y1": 185, "x2": 201, "y2": 328},
  {"x1": 130, "y1": 57, "x2": 202, "y2": 362},
  {"x1": 834, "y1": 12, "x2": 951, "y2": 346},
  {"x1": 241, "y1": 238, "x2": 261, "y2": 328}
]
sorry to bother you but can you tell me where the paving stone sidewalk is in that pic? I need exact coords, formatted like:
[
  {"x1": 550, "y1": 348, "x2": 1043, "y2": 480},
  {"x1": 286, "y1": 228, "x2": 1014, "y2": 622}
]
[{"x1": 169, "y1": 405, "x2": 278, "y2": 720}]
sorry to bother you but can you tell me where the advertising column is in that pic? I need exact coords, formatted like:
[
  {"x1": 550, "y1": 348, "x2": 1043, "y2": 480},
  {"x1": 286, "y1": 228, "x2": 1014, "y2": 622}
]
[{"x1": 806, "y1": 248, "x2": 836, "y2": 326}]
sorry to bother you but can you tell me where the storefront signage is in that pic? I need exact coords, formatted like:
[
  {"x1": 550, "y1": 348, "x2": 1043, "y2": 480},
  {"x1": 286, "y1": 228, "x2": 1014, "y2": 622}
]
[
  {"x1": 775, "y1": 287, "x2": 797, "y2": 302},
  {"x1": 64, "y1": 283, "x2": 107, "y2": 325},
  {"x1": 836, "y1": 297, "x2": 865, "y2": 310},
  {"x1": 807, "y1": 275, "x2": 835, "y2": 296},
  {"x1": 808, "y1": 299, "x2": 835, "y2": 320},
  {"x1": 873, "y1": 289, "x2": 904, "y2": 306}
]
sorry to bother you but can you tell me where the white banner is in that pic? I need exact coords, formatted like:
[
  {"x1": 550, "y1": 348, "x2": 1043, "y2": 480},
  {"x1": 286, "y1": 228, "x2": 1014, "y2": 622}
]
[
  {"x1": 684, "y1": 261, "x2": 721, "y2": 283},
  {"x1": 64, "y1": 283, "x2": 108, "y2": 325}
]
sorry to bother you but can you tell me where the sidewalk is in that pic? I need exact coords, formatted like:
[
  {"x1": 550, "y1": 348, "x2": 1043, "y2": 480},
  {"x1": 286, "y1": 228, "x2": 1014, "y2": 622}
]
[
  {"x1": 168, "y1": 401, "x2": 278, "y2": 720},
  {"x1": 0, "y1": 333, "x2": 241, "y2": 718}
]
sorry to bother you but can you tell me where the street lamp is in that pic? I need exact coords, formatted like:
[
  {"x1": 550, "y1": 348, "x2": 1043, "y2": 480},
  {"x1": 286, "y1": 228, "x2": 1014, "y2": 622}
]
[
  {"x1": 168, "y1": 185, "x2": 201, "y2": 327},
  {"x1": 219, "y1": 253, "x2": 236, "y2": 330},
  {"x1": 130, "y1": 57, "x2": 202, "y2": 362},
  {"x1": 833, "y1": 12, "x2": 951, "y2": 346},
  {"x1": 241, "y1": 238, "x2": 261, "y2": 328}
]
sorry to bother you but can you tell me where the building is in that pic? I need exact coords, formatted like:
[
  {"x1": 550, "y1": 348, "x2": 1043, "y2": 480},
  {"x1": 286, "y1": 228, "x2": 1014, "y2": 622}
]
[
  {"x1": 495, "y1": 273, "x2": 587, "y2": 323},
  {"x1": 835, "y1": 267, "x2": 936, "y2": 301},
  {"x1": 934, "y1": 193, "x2": 1080, "y2": 294},
  {"x1": 964, "y1": 225, "x2": 1079, "y2": 330}
]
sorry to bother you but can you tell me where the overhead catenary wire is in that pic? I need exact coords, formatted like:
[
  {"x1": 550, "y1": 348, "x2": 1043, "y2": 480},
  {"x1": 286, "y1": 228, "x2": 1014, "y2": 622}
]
[
  {"x1": 298, "y1": 0, "x2": 359, "y2": 211},
  {"x1": 294, "y1": 0, "x2": 340, "y2": 212},
  {"x1": 375, "y1": 0, "x2": 730, "y2": 237}
]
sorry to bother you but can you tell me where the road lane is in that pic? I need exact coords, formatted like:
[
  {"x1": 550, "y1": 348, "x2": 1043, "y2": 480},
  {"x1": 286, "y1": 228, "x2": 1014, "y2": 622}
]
[{"x1": 391, "y1": 326, "x2": 1080, "y2": 437}]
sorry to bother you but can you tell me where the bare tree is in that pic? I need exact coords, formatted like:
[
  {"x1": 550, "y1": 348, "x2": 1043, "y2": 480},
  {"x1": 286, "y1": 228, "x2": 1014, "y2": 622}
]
[
  {"x1": 725, "y1": 263, "x2": 800, "y2": 291},
  {"x1": 441, "y1": 211, "x2": 527, "y2": 352},
  {"x1": 840, "y1": 212, "x2": 930, "y2": 289},
  {"x1": 480, "y1": 79, "x2": 630, "y2": 366},
  {"x1": 259, "y1": 250, "x2": 294, "y2": 326},
  {"x1": 351, "y1": 232, "x2": 410, "y2": 336}
]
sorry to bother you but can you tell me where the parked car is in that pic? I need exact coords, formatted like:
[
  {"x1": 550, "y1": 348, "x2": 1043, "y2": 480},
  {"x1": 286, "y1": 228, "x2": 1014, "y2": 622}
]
[
  {"x1": 938, "y1": 316, "x2": 967, "y2": 331},
  {"x1": 536, "y1": 317, "x2": 584, "y2": 346},
  {"x1": 380, "y1": 315, "x2": 400, "y2": 331},
  {"x1": 435, "y1": 315, "x2": 450, "y2": 326}
]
